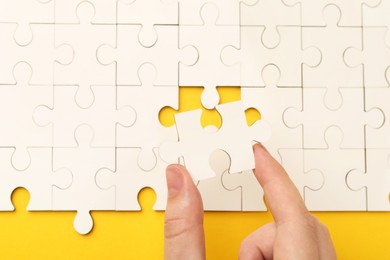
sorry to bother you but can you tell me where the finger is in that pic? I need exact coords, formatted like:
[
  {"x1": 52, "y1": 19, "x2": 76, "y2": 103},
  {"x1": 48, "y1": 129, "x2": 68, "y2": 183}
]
[
  {"x1": 164, "y1": 164, "x2": 205, "y2": 260},
  {"x1": 239, "y1": 222, "x2": 276, "y2": 260},
  {"x1": 253, "y1": 144, "x2": 308, "y2": 223},
  {"x1": 316, "y1": 223, "x2": 337, "y2": 260}
]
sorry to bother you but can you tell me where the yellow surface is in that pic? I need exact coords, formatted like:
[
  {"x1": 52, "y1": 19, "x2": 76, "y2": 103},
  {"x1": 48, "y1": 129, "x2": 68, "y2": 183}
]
[{"x1": 0, "y1": 87, "x2": 389, "y2": 259}]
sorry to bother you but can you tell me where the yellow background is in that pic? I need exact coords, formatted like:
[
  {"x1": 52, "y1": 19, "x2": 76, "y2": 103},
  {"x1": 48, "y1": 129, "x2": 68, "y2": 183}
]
[{"x1": 0, "y1": 88, "x2": 389, "y2": 259}]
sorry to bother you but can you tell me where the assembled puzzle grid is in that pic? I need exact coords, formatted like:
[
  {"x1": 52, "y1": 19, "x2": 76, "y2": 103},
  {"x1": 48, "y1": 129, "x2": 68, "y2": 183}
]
[{"x1": 0, "y1": 0, "x2": 389, "y2": 235}]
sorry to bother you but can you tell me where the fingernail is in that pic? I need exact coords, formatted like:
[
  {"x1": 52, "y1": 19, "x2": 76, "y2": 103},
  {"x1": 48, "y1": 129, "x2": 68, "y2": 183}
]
[{"x1": 166, "y1": 165, "x2": 184, "y2": 198}]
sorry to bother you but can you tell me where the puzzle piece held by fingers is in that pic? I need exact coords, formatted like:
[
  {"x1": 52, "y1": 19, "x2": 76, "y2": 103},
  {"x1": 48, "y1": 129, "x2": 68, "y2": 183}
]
[{"x1": 159, "y1": 101, "x2": 271, "y2": 180}]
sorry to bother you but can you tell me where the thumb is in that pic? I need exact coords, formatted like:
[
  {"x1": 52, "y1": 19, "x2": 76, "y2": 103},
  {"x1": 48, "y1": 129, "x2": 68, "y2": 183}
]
[{"x1": 164, "y1": 164, "x2": 205, "y2": 260}]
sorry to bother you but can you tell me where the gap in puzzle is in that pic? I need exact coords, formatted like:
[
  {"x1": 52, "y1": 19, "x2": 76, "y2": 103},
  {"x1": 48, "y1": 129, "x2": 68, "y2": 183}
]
[{"x1": 0, "y1": 0, "x2": 389, "y2": 235}]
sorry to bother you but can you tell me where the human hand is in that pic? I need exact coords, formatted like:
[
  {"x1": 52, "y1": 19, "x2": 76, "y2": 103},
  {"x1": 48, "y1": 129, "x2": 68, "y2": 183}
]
[{"x1": 164, "y1": 143, "x2": 337, "y2": 260}]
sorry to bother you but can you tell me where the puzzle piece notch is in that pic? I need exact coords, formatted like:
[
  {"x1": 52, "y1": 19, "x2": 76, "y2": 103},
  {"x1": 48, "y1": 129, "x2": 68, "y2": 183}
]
[
  {"x1": 241, "y1": 64, "x2": 302, "y2": 163},
  {"x1": 364, "y1": 87, "x2": 390, "y2": 148},
  {"x1": 117, "y1": 0, "x2": 178, "y2": 47},
  {"x1": 279, "y1": 149, "x2": 324, "y2": 203},
  {"x1": 222, "y1": 168, "x2": 266, "y2": 211},
  {"x1": 283, "y1": 88, "x2": 384, "y2": 149},
  {"x1": 347, "y1": 149, "x2": 390, "y2": 211},
  {"x1": 221, "y1": 25, "x2": 321, "y2": 88},
  {"x1": 33, "y1": 85, "x2": 136, "y2": 147},
  {"x1": 55, "y1": 0, "x2": 117, "y2": 24},
  {"x1": 240, "y1": 0, "x2": 300, "y2": 48},
  {"x1": 0, "y1": 62, "x2": 52, "y2": 170},
  {"x1": 282, "y1": 0, "x2": 380, "y2": 26},
  {"x1": 0, "y1": 23, "x2": 73, "y2": 85},
  {"x1": 54, "y1": 1, "x2": 116, "y2": 109},
  {"x1": 179, "y1": 0, "x2": 257, "y2": 25},
  {"x1": 0, "y1": 0, "x2": 54, "y2": 46},
  {"x1": 96, "y1": 148, "x2": 168, "y2": 211},
  {"x1": 302, "y1": 4, "x2": 363, "y2": 110},
  {"x1": 179, "y1": 3, "x2": 240, "y2": 109},
  {"x1": 160, "y1": 101, "x2": 271, "y2": 180},
  {"x1": 0, "y1": 148, "x2": 72, "y2": 211},
  {"x1": 344, "y1": 27, "x2": 390, "y2": 87},
  {"x1": 52, "y1": 125, "x2": 116, "y2": 234},
  {"x1": 116, "y1": 63, "x2": 178, "y2": 171},
  {"x1": 97, "y1": 24, "x2": 198, "y2": 87},
  {"x1": 304, "y1": 126, "x2": 366, "y2": 210},
  {"x1": 197, "y1": 149, "x2": 242, "y2": 210}
]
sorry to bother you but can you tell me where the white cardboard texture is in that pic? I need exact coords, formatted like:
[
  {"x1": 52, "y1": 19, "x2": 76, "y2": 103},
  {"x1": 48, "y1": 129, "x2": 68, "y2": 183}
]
[
  {"x1": 52, "y1": 126, "x2": 116, "y2": 235},
  {"x1": 0, "y1": 62, "x2": 52, "y2": 170},
  {"x1": 240, "y1": 0, "x2": 300, "y2": 48},
  {"x1": 347, "y1": 149, "x2": 390, "y2": 211},
  {"x1": 221, "y1": 25, "x2": 321, "y2": 88},
  {"x1": 96, "y1": 148, "x2": 168, "y2": 211},
  {"x1": 302, "y1": 5, "x2": 362, "y2": 110},
  {"x1": 304, "y1": 127, "x2": 366, "y2": 211},
  {"x1": 241, "y1": 64, "x2": 302, "y2": 163},
  {"x1": 116, "y1": 63, "x2": 178, "y2": 171},
  {"x1": 283, "y1": 88, "x2": 383, "y2": 149},
  {"x1": 179, "y1": 3, "x2": 241, "y2": 109},
  {"x1": 117, "y1": 0, "x2": 178, "y2": 47}
]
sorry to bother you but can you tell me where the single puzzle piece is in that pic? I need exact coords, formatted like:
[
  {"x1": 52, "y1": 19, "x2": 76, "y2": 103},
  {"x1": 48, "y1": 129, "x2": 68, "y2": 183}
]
[
  {"x1": 160, "y1": 101, "x2": 271, "y2": 180},
  {"x1": 279, "y1": 148, "x2": 324, "y2": 205},
  {"x1": 179, "y1": 3, "x2": 241, "y2": 109},
  {"x1": 283, "y1": 88, "x2": 384, "y2": 149},
  {"x1": 95, "y1": 148, "x2": 168, "y2": 211},
  {"x1": 221, "y1": 25, "x2": 321, "y2": 88},
  {"x1": 33, "y1": 85, "x2": 135, "y2": 147},
  {"x1": 97, "y1": 24, "x2": 197, "y2": 87},
  {"x1": 303, "y1": 5, "x2": 362, "y2": 110},
  {"x1": 55, "y1": 0, "x2": 117, "y2": 24},
  {"x1": 117, "y1": 0, "x2": 178, "y2": 47},
  {"x1": 116, "y1": 63, "x2": 178, "y2": 171},
  {"x1": 365, "y1": 87, "x2": 390, "y2": 148},
  {"x1": 241, "y1": 64, "x2": 302, "y2": 163},
  {"x1": 197, "y1": 149, "x2": 242, "y2": 211},
  {"x1": 304, "y1": 126, "x2": 366, "y2": 211},
  {"x1": 54, "y1": 1, "x2": 116, "y2": 108},
  {"x1": 347, "y1": 149, "x2": 390, "y2": 211},
  {"x1": 240, "y1": 0, "x2": 300, "y2": 48},
  {"x1": 283, "y1": 0, "x2": 380, "y2": 26},
  {"x1": 0, "y1": 147, "x2": 72, "y2": 211},
  {"x1": 344, "y1": 27, "x2": 390, "y2": 88},
  {"x1": 0, "y1": 23, "x2": 73, "y2": 85},
  {"x1": 52, "y1": 125, "x2": 116, "y2": 235},
  {"x1": 179, "y1": 0, "x2": 257, "y2": 25},
  {"x1": 0, "y1": 62, "x2": 52, "y2": 170},
  {"x1": 0, "y1": 0, "x2": 54, "y2": 46}
]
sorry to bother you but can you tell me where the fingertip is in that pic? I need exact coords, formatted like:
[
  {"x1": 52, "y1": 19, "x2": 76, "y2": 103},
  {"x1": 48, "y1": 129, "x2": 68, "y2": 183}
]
[{"x1": 166, "y1": 164, "x2": 185, "y2": 198}]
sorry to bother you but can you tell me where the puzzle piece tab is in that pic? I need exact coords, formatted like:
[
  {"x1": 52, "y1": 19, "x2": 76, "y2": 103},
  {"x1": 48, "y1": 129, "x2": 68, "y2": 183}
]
[
  {"x1": 0, "y1": 147, "x2": 72, "y2": 211},
  {"x1": 34, "y1": 85, "x2": 135, "y2": 148},
  {"x1": 96, "y1": 148, "x2": 168, "y2": 211},
  {"x1": 54, "y1": 1, "x2": 116, "y2": 108},
  {"x1": 117, "y1": 0, "x2": 178, "y2": 47},
  {"x1": 179, "y1": 3, "x2": 240, "y2": 109},
  {"x1": 222, "y1": 25, "x2": 321, "y2": 88},
  {"x1": 283, "y1": 88, "x2": 383, "y2": 149},
  {"x1": 347, "y1": 149, "x2": 390, "y2": 211},
  {"x1": 52, "y1": 126, "x2": 116, "y2": 235},
  {"x1": 0, "y1": 62, "x2": 52, "y2": 170},
  {"x1": 116, "y1": 63, "x2": 178, "y2": 171}
]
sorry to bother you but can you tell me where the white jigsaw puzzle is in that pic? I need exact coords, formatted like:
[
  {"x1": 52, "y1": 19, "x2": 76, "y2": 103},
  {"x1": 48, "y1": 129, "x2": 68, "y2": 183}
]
[{"x1": 0, "y1": 0, "x2": 389, "y2": 235}]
